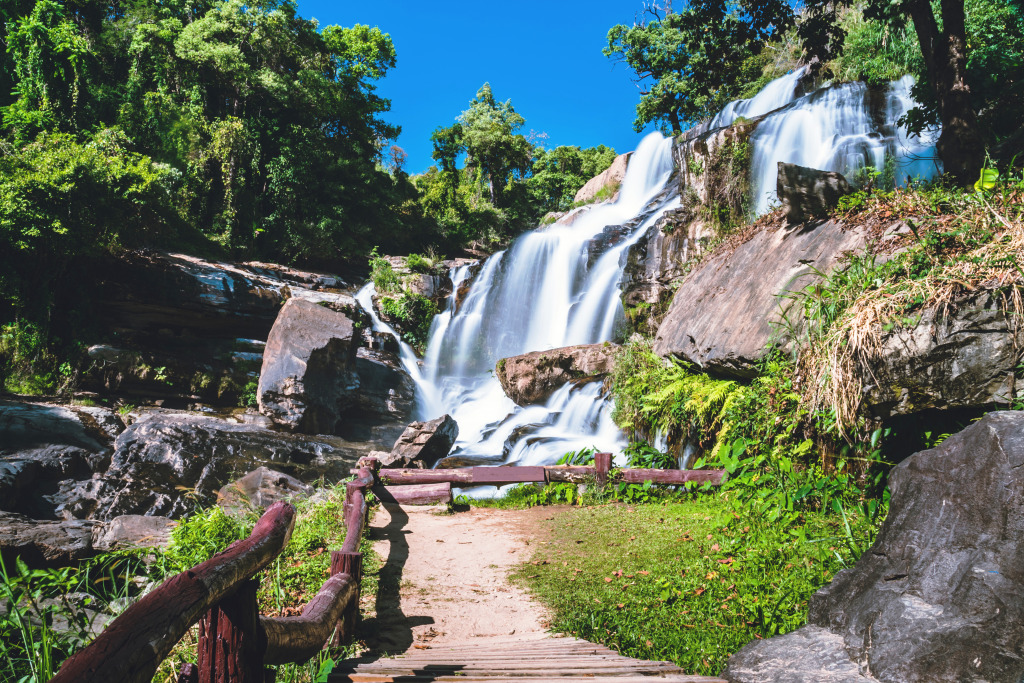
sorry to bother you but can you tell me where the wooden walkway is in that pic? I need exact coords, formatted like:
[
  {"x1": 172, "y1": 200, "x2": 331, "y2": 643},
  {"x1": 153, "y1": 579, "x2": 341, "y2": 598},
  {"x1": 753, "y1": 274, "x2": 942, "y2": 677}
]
[{"x1": 330, "y1": 635, "x2": 727, "y2": 683}]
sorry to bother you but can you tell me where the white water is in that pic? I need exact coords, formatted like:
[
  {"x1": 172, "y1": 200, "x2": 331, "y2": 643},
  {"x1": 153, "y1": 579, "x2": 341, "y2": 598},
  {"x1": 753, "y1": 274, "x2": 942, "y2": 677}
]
[
  {"x1": 356, "y1": 71, "x2": 939, "y2": 470},
  {"x1": 748, "y1": 74, "x2": 940, "y2": 214}
]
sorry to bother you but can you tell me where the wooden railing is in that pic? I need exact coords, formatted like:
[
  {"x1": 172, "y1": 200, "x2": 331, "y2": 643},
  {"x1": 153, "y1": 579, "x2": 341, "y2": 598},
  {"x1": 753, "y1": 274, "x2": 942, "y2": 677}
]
[
  {"x1": 50, "y1": 458, "x2": 379, "y2": 683},
  {"x1": 49, "y1": 455, "x2": 723, "y2": 682}
]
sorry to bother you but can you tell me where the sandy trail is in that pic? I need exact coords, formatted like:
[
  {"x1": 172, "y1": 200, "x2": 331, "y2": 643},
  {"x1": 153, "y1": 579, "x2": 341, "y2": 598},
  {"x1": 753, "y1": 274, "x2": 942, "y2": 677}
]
[{"x1": 361, "y1": 504, "x2": 555, "y2": 652}]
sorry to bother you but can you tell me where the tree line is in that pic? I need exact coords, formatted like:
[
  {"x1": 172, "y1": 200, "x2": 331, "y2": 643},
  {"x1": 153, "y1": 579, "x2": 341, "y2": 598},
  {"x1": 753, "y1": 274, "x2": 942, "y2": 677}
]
[{"x1": 0, "y1": 0, "x2": 616, "y2": 342}]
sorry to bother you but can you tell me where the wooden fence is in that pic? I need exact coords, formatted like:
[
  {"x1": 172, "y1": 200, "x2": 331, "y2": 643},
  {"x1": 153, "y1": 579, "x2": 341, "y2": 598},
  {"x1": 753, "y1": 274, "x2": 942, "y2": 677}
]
[{"x1": 49, "y1": 455, "x2": 723, "y2": 682}]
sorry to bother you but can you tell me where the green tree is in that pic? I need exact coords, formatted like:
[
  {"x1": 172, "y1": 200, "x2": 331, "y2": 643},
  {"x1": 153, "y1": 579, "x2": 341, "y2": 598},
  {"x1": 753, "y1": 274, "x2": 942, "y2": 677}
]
[
  {"x1": 457, "y1": 83, "x2": 532, "y2": 206},
  {"x1": 605, "y1": 2, "x2": 792, "y2": 133}
]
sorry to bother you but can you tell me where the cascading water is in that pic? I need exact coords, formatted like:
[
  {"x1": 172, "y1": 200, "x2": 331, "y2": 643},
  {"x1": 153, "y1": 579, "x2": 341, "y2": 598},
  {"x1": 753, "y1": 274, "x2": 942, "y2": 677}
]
[
  {"x1": 748, "y1": 74, "x2": 940, "y2": 215},
  {"x1": 357, "y1": 70, "x2": 939, "y2": 473}
]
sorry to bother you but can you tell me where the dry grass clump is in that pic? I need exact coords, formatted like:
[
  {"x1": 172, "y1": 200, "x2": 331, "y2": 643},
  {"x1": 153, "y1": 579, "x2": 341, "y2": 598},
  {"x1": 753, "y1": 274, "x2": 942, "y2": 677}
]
[{"x1": 799, "y1": 174, "x2": 1024, "y2": 434}]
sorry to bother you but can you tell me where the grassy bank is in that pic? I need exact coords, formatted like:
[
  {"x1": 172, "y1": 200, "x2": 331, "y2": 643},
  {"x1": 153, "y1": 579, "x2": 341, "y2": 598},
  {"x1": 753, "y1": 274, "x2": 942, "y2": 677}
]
[{"x1": 513, "y1": 495, "x2": 870, "y2": 677}]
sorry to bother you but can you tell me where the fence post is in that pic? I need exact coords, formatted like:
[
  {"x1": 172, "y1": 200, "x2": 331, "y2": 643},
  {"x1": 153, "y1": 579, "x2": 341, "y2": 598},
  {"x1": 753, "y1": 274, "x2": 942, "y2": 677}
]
[
  {"x1": 197, "y1": 579, "x2": 265, "y2": 683},
  {"x1": 595, "y1": 452, "x2": 612, "y2": 487},
  {"x1": 330, "y1": 551, "x2": 363, "y2": 646}
]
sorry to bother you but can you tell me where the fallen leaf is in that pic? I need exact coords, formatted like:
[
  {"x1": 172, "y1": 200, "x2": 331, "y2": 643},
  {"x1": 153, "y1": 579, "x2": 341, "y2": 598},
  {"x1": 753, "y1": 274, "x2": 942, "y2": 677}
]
[
  {"x1": 639, "y1": 570, "x2": 649, "y2": 576},
  {"x1": 710, "y1": 543, "x2": 720, "y2": 552},
  {"x1": 604, "y1": 577, "x2": 613, "y2": 582}
]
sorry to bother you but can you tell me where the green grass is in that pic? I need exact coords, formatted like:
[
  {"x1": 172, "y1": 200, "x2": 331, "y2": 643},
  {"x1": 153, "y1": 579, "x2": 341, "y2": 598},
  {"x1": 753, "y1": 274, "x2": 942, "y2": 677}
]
[{"x1": 513, "y1": 497, "x2": 867, "y2": 677}]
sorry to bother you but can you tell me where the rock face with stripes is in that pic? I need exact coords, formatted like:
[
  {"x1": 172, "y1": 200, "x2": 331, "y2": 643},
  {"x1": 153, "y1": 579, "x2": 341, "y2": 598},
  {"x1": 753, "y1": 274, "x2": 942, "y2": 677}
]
[{"x1": 330, "y1": 635, "x2": 726, "y2": 683}]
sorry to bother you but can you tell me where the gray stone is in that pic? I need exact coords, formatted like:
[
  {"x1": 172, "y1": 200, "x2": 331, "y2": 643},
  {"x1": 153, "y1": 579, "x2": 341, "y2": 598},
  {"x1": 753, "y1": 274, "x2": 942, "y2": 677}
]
[
  {"x1": 722, "y1": 412, "x2": 1024, "y2": 683},
  {"x1": 654, "y1": 219, "x2": 868, "y2": 377},
  {"x1": 91, "y1": 515, "x2": 176, "y2": 551},
  {"x1": 381, "y1": 415, "x2": 459, "y2": 469},
  {"x1": 777, "y1": 162, "x2": 851, "y2": 224},
  {"x1": 723, "y1": 626, "x2": 878, "y2": 682},
  {"x1": 574, "y1": 153, "x2": 631, "y2": 204},
  {"x1": 58, "y1": 412, "x2": 363, "y2": 520},
  {"x1": 217, "y1": 466, "x2": 314, "y2": 514},
  {"x1": 258, "y1": 298, "x2": 360, "y2": 434},
  {"x1": 0, "y1": 512, "x2": 100, "y2": 567},
  {"x1": 495, "y1": 344, "x2": 618, "y2": 406},
  {"x1": 863, "y1": 287, "x2": 1024, "y2": 418}
]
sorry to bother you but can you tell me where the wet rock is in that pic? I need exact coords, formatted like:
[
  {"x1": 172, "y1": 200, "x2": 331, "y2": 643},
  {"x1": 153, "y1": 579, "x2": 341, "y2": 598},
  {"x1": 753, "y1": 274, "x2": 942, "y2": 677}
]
[
  {"x1": 863, "y1": 287, "x2": 1024, "y2": 418},
  {"x1": 435, "y1": 453, "x2": 503, "y2": 468},
  {"x1": 258, "y1": 298, "x2": 360, "y2": 434},
  {"x1": 380, "y1": 415, "x2": 459, "y2": 469},
  {"x1": 723, "y1": 412, "x2": 1024, "y2": 683},
  {"x1": 574, "y1": 153, "x2": 631, "y2": 204},
  {"x1": 217, "y1": 467, "x2": 314, "y2": 514},
  {"x1": 502, "y1": 423, "x2": 547, "y2": 459},
  {"x1": 337, "y1": 347, "x2": 415, "y2": 446},
  {"x1": 57, "y1": 412, "x2": 363, "y2": 520},
  {"x1": 495, "y1": 344, "x2": 618, "y2": 406},
  {"x1": 654, "y1": 219, "x2": 868, "y2": 377},
  {"x1": 91, "y1": 515, "x2": 176, "y2": 552},
  {"x1": 0, "y1": 512, "x2": 100, "y2": 567},
  {"x1": 0, "y1": 400, "x2": 116, "y2": 518},
  {"x1": 777, "y1": 162, "x2": 851, "y2": 224}
]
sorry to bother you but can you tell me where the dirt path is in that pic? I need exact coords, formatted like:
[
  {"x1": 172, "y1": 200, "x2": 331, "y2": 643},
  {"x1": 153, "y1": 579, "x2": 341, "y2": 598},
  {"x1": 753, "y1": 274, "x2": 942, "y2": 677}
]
[{"x1": 360, "y1": 503, "x2": 558, "y2": 652}]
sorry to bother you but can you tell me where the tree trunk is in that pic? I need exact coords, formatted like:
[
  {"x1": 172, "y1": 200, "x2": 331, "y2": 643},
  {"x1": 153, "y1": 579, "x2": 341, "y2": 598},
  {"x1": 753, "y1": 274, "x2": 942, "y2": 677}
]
[{"x1": 905, "y1": 0, "x2": 984, "y2": 186}]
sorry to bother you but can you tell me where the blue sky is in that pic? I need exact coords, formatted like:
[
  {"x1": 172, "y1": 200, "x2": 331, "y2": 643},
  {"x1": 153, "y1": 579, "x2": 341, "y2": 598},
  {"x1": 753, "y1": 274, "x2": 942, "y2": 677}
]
[{"x1": 296, "y1": 0, "x2": 656, "y2": 174}]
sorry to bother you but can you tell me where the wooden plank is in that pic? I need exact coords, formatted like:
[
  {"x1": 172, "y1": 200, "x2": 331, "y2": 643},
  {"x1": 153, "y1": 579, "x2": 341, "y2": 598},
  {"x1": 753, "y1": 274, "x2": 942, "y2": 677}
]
[
  {"x1": 262, "y1": 572, "x2": 358, "y2": 664},
  {"x1": 471, "y1": 466, "x2": 546, "y2": 485},
  {"x1": 543, "y1": 466, "x2": 596, "y2": 483},
  {"x1": 197, "y1": 579, "x2": 264, "y2": 683},
  {"x1": 374, "y1": 482, "x2": 453, "y2": 505},
  {"x1": 51, "y1": 502, "x2": 296, "y2": 683},
  {"x1": 378, "y1": 469, "x2": 474, "y2": 485},
  {"x1": 618, "y1": 468, "x2": 724, "y2": 485},
  {"x1": 594, "y1": 452, "x2": 612, "y2": 486}
]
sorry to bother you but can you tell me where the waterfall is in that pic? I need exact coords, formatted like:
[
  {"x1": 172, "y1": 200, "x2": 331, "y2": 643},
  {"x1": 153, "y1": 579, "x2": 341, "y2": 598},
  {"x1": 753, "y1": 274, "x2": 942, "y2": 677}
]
[
  {"x1": 747, "y1": 74, "x2": 941, "y2": 215},
  {"x1": 356, "y1": 71, "x2": 939, "y2": 472}
]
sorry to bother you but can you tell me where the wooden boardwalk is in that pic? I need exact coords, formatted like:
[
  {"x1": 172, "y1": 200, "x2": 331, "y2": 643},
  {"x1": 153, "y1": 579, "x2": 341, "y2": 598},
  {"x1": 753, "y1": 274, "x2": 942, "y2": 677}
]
[{"x1": 330, "y1": 635, "x2": 727, "y2": 683}]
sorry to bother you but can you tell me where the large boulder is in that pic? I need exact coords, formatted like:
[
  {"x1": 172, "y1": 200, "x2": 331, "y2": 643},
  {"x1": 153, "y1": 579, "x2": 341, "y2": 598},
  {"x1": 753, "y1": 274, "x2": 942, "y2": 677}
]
[
  {"x1": 777, "y1": 162, "x2": 852, "y2": 224},
  {"x1": 574, "y1": 153, "x2": 631, "y2": 205},
  {"x1": 653, "y1": 219, "x2": 871, "y2": 377},
  {"x1": 495, "y1": 344, "x2": 618, "y2": 406},
  {"x1": 0, "y1": 513, "x2": 100, "y2": 567},
  {"x1": 91, "y1": 515, "x2": 176, "y2": 552},
  {"x1": 258, "y1": 298, "x2": 361, "y2": 434},
  {"x1": 57, "y1": 411, "x2": 364, "y2": 520},
  {"x1": 339, "y1": 347, "x2": 416, "y2": 445},
  {"x1": 380, "y1": 415, "x2": 459, "y2": 469},
  {"x1": 723, "y1": 411, "x2": 1024, "y2": 683},
  {"x1": 863, "y1": 287, "x2": 1024, "y2": 418},
  {"x1": 0, "y1": 400, "x2": 120, "y2": 518}
]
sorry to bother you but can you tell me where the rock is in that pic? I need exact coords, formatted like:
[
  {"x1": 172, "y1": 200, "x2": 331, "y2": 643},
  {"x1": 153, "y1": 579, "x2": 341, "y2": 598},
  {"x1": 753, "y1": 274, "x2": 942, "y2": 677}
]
[
  {"x1": 777, "y1": 162, "x2": 851, "y2": 224},
  {"x1": 495, "y1": 344, "x2": 618, "y2": 406},
  {"x1": 381, "y1": 415, "x2": 459, "y2": 469},
  {"x1": 435, "y1": 453, "x2": 503, "y2": 468},
  {"x1": 0, "y1": 400, "x2": 116, "y2": 518},
  {"x1": 91, "y1": 515, "x2": 176, "y2": 551},
  {"x1": 0, "y1": 512, "x2": 100, "y2": 567},
  {"x1": 258, "y1": 298, "x2": 360, "y2": 434},
  {"x1": 723, "y1": 412, "x2": 1024, "y2": 683},
  {"x1": 620, "y1": 208, "x2": 714, "y2": 335},
  {"x1": 863, "y1": 287, "x2": 1024, "y2": 418},
  {"x1": 57, "y1": 411, "x2": 364, "y2": 520},
  {"x1": 574, "y1": 153, "x2": 631, "y2": 204},
  {"x1": 723, "y1": 626, "x2": 877, "y2": 682},
  {"x1": 336, "y1": 347, "x2": 415, "y2": 445},
  {"x1": 654, "y1": 220, "x2": 868, "y2": 377},
  {"x1": 217, "y1": 467, "x2": 314, "y2": 514}
]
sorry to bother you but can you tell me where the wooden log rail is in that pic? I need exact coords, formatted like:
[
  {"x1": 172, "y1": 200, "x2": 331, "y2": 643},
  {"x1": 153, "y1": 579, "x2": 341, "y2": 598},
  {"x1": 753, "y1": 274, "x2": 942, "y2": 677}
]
[
  {"x1": 51, "y1": 457, "x2": 381, "y2": 683},
  {"x1": 50, "y1": 453, "x2": 722, "y2": 683}
]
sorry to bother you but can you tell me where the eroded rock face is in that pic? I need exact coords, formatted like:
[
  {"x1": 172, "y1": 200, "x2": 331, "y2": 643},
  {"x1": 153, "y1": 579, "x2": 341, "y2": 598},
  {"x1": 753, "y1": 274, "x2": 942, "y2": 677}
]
[
  {"x1": 380, "y1": 415, "x2": 459, "y2": 469},
  {"x1": 58, "y1": 412, "x2": 364, "y2": 520},
  {"x1": 653, "y1": 220, "x2": 868, "y2": 377},
  {"x1": 91, "y1": 515, "x2": 176, "y2": 552},
  {"x1": 574, "y1": 153, "x2": 631, "y2": 205},
  {"x1": 723, "y1": 411, "x2": 1024, "y2": 683},
  {"x1": 258, "y1": 298, "x2": 360, "y2": 434},
  {"x1": 495, "y1": 344, "x2": 618, "y2": 406},
  {"x1": 0, "y1": 513, "x2": 100, "y2": 567},
  {"x1": 863, "y1": 287, "x2": 1024, "y2": 417},
  {"x1": 777, "y1": 162, "x2": 852, "y2": 224},
  {"x1": 0, "y1": 400, "x2": 121, "y2": 519}
]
